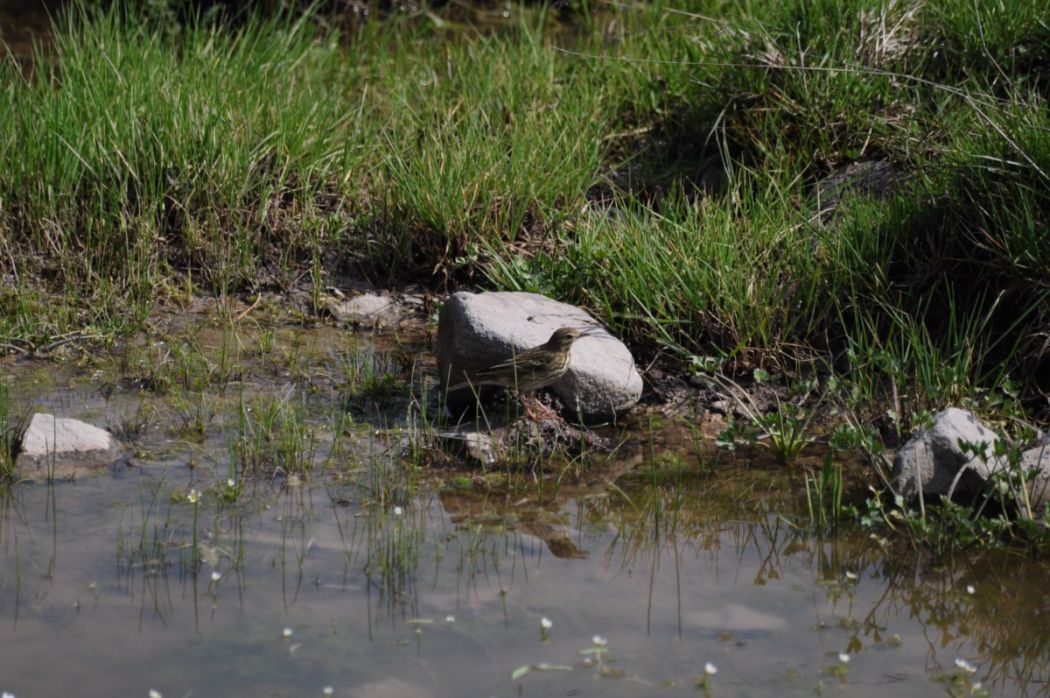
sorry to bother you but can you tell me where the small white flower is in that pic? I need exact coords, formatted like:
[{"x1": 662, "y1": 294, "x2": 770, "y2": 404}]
[
  {"x1": 966, "y1": 584, "x2": 975, "y2": 594},
  {"x1": 227, "y1": 479, "x2": 236, "y2": 488},
  {"x1": 323, "y1": 688, "x2": 334, "y2": 696},
  {"x1": 149, "y1": 691, "x2": 162, "y2": 698},
  {"x1": 955, "y1": 658, "x2": 977, "y2": 674},
  {"x1": 592, "y1": 635, "x2": 608, "y2": 647},
  {"x1": 282, "y1": 627, "x2": 294, "y2": 638},
  {"x1": 393, "y1": 506, "x2": 403, "y2": 516},
  {"x1": 541, "y1": 617, "x2": 553, "y2": 630},
  {"x1": 972, "y1": 682, "x2": 982, "y2": 691},
  {"x1": 445, "y1": 615, "x2": 455, "y2": 623},
  {"x1": 211, "y1": 571, "x2": 221, "y2": 582},
  {"x1": 838, "y1": 653, "x2": 851, "y2": 664},
  {"x1": 704, "y1": 662, "x2": 718, "y2": 676},
  {"x1": 187, "y1": 489, "x2": 200, "y2": 505},
  {"x1": 845, "y1": 571, "x2": 858, "y2": 581}
]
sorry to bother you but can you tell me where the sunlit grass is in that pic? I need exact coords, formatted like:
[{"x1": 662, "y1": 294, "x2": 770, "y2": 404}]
[{"x1": 1, "y1": 0, "x2": 1047, "y2": 428}]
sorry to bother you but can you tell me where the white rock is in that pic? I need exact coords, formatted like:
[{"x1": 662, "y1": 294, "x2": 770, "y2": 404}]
[
  {"x1": 436, "y1": 291, "x2": 642, "y2": 422},
  {"x1": 15, "y1": 413, "x2": 125, "y2": 480}
]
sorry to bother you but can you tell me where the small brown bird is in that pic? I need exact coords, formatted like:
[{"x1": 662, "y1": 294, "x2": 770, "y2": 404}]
[{"x1": 447, "y1": 326, "x2": 595, "y2": 395}]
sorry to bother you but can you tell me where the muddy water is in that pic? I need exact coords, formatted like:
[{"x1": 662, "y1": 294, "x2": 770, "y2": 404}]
[{"x1": 1, "y1": 312, "x2": 1049, "y2": 697}]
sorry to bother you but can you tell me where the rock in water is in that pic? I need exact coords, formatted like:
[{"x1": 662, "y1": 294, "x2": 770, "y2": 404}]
[
  {"x1": 325, "y1": 292, "x2": 401, "y2": 328},
  {"x1": 437, "y1": 291, "x2": 642, "y2": 422},
  {"x1": 15, "y1": 413, "x2": 126, "y2": 480}
]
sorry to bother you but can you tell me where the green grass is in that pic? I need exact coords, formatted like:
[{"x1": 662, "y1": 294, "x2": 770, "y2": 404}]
[
  {"x1": 1, "y1": 0, "x2": 1048, "y2": 429},
  {"x1": 230, "y1": 391, "x2": 320, "y2": 477}
]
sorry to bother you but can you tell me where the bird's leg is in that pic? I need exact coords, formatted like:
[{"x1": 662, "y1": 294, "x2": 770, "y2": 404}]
[{"x1": 519, "y1": 392, "x2": 561, "y2": 423}]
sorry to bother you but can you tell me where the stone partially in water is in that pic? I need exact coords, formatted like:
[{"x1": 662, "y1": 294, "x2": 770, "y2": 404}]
[
  {"x1": 15, "y1": 413, "x2": 126, "y2": 480},
  {"x1": 892, "y1": 408, "x2": 1003, "y2": 501},
  {"x1": 893, "y1": 408, "x2": 1050, "y2": 508},
  {"x1": 325, "y1": 292, "x2": 401, "y2": 328},
  {"x1": 436, "y1": 291, "x2": 643, "y2": 422},
  {"x1": 435, "y1": 429, "x2": 502, "y2": 467}
]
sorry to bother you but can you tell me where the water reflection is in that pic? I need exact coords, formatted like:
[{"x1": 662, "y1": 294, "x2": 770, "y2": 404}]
[{"x1": 3, "y1": 457, "x2": 1046, "y2": 697}]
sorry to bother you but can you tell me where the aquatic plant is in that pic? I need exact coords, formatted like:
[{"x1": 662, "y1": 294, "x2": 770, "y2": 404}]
[
  {"x1": 706, "y1": 370, "x2": 821, "y2": 465},
  {"x1": 229, "y1": 390, "x2": 319, "y2": 477},
  {"x1": 805, "y1": 453, "x2": 848, "y2": 533},
  {"x1": 0, "y1": 383, "x2": 27, "y2": 481}
]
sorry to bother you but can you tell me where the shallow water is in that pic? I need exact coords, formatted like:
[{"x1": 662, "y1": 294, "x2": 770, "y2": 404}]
[{"x1": 1, "y1": 314, "x2": 1049, "y2": 698}]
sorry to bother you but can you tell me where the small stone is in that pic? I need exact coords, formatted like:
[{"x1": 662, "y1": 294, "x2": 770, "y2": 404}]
[{"x1": 326, "y1": 293, "x2": 400, "y2": 328}]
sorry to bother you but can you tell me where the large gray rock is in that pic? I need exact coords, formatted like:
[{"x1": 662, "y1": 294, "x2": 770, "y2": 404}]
[
  {"x1": 15, "y1": 413, "x2": 125, "y2": 480},
  {"x1": 893, "y1": 409, "x2": 1050, "y2": 509},
  {"x1": 891, "y1": 408, "x2": 1002, "y2": 500},
  {"x1": 436, "y1": 292, "x2": 642, "y2": 422}
]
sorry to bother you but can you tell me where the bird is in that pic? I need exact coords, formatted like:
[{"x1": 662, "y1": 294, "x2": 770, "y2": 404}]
[{"x1": 446, "y1": 326, "x2": 596, "y2": 397}]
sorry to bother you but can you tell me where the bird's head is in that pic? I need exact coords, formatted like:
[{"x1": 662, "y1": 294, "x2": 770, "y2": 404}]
[{"x1": 544, "y1": 326, "x2": 599, "y2": 351}]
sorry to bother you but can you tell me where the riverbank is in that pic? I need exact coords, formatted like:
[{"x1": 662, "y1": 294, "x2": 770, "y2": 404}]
[
  {"x1": 3, "y1": 1, "x2": 1047, "y2": 424},
  {"x1": 2, "y1": 1, "x2": 1049, "y2": 548}
]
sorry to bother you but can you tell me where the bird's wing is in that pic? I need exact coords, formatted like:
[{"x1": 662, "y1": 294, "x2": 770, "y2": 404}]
[{"x1": 446, "y1": 352, "x2": 544, "y2": 391}]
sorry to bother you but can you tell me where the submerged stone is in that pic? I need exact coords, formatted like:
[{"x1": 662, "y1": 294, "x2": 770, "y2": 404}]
[
  {"x1": 436, "y1": 291, "x2": 642, "y2": 422},
  {"x1": 15, "y1": 413, "x2": 126, "y2": 480}
]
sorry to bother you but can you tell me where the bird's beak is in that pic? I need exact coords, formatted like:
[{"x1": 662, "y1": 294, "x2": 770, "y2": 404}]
[{"x1": 579, "y1": 325, "x2": 605, "y2": 338}]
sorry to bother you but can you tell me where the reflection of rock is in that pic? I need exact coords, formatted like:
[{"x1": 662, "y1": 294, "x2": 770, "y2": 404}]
[
  {"x1": 892, "y1": 408, "x2": 1050, "y2": 506},
  {"x1": 348, "y1": 678, "x2": 431, "y2": 698},
  {"x1": 15, "y1": 413, "x2": 126, "y2": 480},
  {"x1": 440, "y1": 490, "x2": 589, "y2": 560},
  {"x1": 544, "y1": 533, "x2": 586, "y2": 559},
  {"x1": 436, "y1": 291, "x2": 642, "y2": 422},
  {"x1": 685, "y1": 603, "x2": 788, "y2": 632}
]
